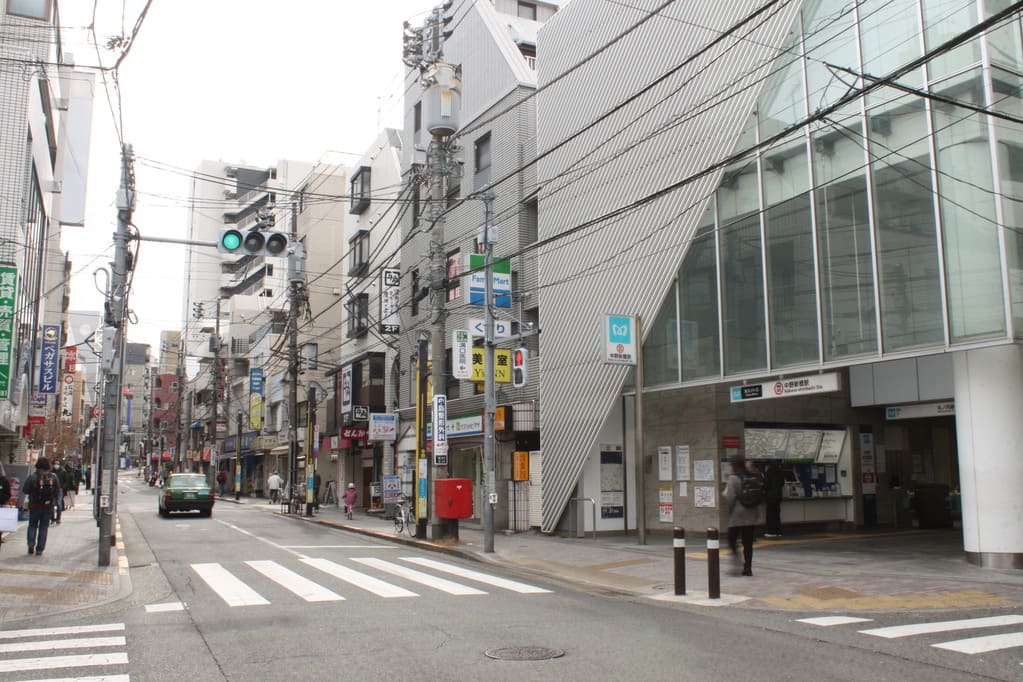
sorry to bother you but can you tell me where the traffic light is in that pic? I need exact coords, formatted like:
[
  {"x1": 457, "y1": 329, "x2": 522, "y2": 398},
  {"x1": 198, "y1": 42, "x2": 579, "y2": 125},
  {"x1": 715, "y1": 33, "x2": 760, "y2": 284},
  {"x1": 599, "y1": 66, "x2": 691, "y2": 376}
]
[
  {"x1": 218, "y1": 228, "x2": 289, "y2": 257},
  {"x1": 512, "y1": 347, "x2": 527, "y2": 387}
]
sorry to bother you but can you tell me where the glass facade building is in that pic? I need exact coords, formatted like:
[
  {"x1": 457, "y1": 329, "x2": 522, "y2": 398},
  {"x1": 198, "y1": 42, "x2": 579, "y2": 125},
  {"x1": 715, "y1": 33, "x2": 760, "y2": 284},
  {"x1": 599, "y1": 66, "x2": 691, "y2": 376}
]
[{"x1": 642, "y1": 0, "x2": 1023, "y2": 387}]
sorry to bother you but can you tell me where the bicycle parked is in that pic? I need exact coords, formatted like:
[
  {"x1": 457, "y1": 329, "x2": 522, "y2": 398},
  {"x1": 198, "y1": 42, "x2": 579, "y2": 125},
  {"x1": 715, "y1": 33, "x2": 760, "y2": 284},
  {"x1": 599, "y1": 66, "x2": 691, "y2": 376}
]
[{"x1": 393, "y1": 494, "x2": 417, "y2": 537}]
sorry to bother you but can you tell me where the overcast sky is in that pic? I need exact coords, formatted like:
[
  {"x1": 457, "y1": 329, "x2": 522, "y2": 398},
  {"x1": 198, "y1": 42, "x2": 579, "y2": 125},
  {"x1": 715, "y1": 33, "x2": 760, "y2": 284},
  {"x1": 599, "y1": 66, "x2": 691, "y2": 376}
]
[{"x1": 57, "y1": 0, "x2": 432, "y2": 360}]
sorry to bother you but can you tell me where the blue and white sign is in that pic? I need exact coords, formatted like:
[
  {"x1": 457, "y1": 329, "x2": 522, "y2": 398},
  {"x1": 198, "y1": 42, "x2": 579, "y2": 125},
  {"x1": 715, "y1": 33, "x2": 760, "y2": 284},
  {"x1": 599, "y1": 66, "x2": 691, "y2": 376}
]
[
  {"x1": 468, "y1": 318, "x2": 512, "y2": 338},
  {"x1": 368, "y1": 412, "x2": 397, "y2": 441},
  {"x1": 466, "y1": 254, "x2": 511, "y2": 308},
  {"x1": 603, "y1": 314, "x2": 637, "y2": 365},
  {"x1": 38, "y1": 324, "x2": 60, "y2": 394}
]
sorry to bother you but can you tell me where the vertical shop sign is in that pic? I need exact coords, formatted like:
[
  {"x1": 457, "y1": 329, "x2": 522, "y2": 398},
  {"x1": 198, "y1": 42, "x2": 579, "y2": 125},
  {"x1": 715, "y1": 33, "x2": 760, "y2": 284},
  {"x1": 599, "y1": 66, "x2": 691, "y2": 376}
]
[
  {"x1": 658, "y1": 488, "x2": 673, "y2": 522},
  {"x1": 0, "y1": 266, "x2": 17, "y2": 399},
  {"x1": 380, "y1": 268, "x2": 400, "y2": 334},
  {"x1": 38, "y1": 324, "x2": 60, "y2": 394},
  {"x1": 64, "y1": 346, "x2": 77, "y2": 373},
  {"x1": 340, "y1": 364, "x2": 353, "y2": 419},
  {"x1": 60, "y1": 373, "x2": 75, "y2": 423},
  {"x1": 600, "y1": 447, "x2": 624, "y2": 519},
  {"x1": 248, "y1": 368, "x2": 263, "y2": 430}
]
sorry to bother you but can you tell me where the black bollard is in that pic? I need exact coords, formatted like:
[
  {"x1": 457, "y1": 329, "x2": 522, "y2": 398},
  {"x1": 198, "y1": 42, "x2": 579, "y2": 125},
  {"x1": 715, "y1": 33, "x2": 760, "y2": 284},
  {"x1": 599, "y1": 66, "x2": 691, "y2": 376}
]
[
  {"x1": 673, "y1": 527, "x2": 686, "y2": 596},
  {"x1": 707, "y1": 527, "x2": 720, "y2": 599}
]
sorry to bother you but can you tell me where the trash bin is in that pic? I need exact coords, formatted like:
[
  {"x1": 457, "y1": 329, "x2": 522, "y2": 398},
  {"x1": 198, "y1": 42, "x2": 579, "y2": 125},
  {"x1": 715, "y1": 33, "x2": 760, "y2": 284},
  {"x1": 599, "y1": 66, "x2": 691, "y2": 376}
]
[{"x1": 912, "y1": 483, "x2": 951, "y2": 529}]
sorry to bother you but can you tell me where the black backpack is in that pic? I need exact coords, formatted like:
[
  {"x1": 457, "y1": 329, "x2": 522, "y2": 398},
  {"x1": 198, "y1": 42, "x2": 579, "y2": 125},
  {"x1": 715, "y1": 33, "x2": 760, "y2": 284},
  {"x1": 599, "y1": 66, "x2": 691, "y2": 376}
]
[
  {"x1": 27, "y1": 472, "x2": 58, "y2": 506},
  {"x1": 739, "y1": 473, "x2": 766, "y2": 508}
]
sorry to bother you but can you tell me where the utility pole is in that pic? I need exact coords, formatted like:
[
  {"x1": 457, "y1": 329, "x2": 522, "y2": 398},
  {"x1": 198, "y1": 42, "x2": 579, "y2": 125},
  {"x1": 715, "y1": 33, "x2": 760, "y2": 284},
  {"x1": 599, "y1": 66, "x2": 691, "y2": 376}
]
[
  {"x1": 306, "y1": 386, "x2": 316, "y2": 516},
  {"x1": 404, "y1": 2, "x2": 460, "y2": 541},
  {"x1": 175, "y1": 335, "x2": 186, "y2": 472},
  {"x1": 209, "y1": 297, "x2": 221, "y2": 487},
  {"x1": 481, "y1": 192, "x2": 496, "y2": 553},
  {"x1": 98, "y1": 143, "x2": 134, "y2": 567},
  {"x1": 287, "y1": 203, "x2": 306, "y2": 514},
  {"x1": 235, "y1": 410, "x2": 243, "y2": 500}
]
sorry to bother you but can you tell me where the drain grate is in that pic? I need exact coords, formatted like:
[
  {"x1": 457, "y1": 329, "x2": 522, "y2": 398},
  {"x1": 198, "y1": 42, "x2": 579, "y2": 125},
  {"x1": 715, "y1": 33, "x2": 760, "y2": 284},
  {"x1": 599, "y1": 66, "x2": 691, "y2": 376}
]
[{"x1": 484, "y1": 646, "x2": 565, "y2": 661}]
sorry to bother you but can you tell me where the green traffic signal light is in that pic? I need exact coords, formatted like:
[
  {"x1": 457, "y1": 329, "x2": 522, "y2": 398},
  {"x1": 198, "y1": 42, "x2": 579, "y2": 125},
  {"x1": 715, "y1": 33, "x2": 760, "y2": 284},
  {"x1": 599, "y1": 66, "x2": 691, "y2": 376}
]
[{"x1": 219, "y1": 229, "x2": 242, "y2": 252}]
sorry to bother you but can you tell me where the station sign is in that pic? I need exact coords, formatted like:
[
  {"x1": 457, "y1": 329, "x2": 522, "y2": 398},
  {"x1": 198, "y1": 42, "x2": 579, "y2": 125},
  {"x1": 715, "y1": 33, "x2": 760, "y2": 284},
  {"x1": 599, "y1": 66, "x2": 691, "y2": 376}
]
[{"x1": 730, "y1": 372, "x2": 841, "y2": 403}]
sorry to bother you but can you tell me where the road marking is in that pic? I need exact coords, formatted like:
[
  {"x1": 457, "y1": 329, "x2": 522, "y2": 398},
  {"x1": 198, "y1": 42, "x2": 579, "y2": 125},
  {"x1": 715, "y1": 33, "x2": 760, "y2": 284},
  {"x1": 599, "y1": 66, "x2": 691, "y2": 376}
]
[
  {"x1": 18, "y1": 676, "x2": 130, "y2": 682},
  {"x1": 145, "y1": 602, "x2": 185, "y2": 613},
  {"x1": 797, "y1": 616, "x2": 873, "y2": 627},
  {"x1": 402, "y1": 557, "x2": 552, "y2": 594},
  {"x1": 352, "y1": 558, "x2": 486, "y2": 595},
  {"x1": 246, "y1": 560, "x2": 345, "y2": 602},
  {"x1": 860, "y1": 615, "x2": 1023, "y2": 639},
  {"x1": 282, "y1": 545, "x2": 394, "y2": 549},
  {"x1": 192, "y1": 563, "x2": 270, "y2": 607},
  {"x1": 0, "y1": 637, "x2": 125, "y2": 655},
  {"x1": 301, "y1": 558, "x2": 417, "y2": 598},
  {"x1": 933, "y1": 632, "x2": 1023, "y2": 654},
  {"x1": 0, "y1": 624, "x2": 125, "y2": 641},
  {"x1": 1, "y1": 652, "x2": 129, "y2": 673}
]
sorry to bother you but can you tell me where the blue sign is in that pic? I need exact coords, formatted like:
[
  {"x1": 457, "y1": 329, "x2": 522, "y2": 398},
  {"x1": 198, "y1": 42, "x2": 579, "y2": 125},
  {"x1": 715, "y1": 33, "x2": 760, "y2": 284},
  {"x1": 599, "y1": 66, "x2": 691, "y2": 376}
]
[
  {"x1": 607, "y1": 316, "x2": 632, "y2": 344},
  {"x1": 38, "y1": 324, "x2": 60, "y2": 394},
  {"x1": 249, "y1": 368, "x2": 263, "y2": 395}
]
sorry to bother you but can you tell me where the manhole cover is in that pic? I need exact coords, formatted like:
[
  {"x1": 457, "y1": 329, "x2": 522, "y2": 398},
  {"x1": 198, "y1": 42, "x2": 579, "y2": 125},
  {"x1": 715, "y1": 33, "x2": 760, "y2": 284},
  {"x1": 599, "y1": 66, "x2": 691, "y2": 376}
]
[{"x1": 484, "y1": 646, "x2": 565, "y2": 661}]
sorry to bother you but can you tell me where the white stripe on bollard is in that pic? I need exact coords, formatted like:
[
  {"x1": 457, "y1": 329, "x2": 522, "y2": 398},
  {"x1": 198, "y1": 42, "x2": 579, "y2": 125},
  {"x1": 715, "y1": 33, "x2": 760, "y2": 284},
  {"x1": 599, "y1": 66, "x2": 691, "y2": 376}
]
[{"x1": 707, "y1": 539, "x2": 719, "y2": 549}]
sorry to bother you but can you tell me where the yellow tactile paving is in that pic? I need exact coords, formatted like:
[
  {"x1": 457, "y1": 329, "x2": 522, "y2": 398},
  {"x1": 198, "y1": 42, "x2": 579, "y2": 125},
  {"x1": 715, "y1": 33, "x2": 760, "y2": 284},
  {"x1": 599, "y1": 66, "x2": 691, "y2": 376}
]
[{"x1": 758, "y1": 589, "x2": 1013, "y2": 611}]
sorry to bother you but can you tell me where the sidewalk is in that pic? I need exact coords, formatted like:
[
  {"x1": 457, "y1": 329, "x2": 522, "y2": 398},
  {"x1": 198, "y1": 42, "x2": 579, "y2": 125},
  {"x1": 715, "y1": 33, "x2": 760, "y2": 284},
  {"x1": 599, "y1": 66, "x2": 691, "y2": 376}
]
[{"x1": 0, "y1": 498, "x2": 129, "y2": 625}]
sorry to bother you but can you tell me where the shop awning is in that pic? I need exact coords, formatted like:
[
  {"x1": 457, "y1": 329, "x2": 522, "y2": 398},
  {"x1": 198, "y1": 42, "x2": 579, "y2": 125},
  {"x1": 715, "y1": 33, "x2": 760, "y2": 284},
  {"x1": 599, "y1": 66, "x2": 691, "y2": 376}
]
[{"x1": 269, "y1": 445, "x2": 290, "y2": 456}]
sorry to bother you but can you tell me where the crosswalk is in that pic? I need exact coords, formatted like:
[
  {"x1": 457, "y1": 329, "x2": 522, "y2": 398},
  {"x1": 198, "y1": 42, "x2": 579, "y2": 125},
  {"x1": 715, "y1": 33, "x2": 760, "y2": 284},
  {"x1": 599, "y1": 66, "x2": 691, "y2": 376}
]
[
  {"x1": 0, "y1": 623, "x2": 130, "y2": 681},
  {"x1": 798, "y1": 613, "x2": 1023, "y2": 661},
  {"x1": 188, "y1": 556, "x2": 551, "y2": 607}
]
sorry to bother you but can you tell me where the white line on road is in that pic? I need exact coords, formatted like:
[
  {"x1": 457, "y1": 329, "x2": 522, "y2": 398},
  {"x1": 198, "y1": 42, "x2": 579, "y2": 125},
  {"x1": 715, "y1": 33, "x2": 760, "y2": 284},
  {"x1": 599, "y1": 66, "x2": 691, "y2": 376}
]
[
  {"x1": 933, "y1": 631, "x2": 1023, "y2": 654},
  {"x1": 860, "y1": 615, "x2": 1023, "y2": 639},
  {"x1": 0, "y1": 624, "x2": 125, "y2": 641},
  {"x1": 352, "y1": 558, "x2": 486, "y2": 595},
  {"x1": 301, "y1": 558, "x2": 417, "y2": 598},
  {"x1": 401, "y1": 557, "x2": 552, "y2": 594},
  {"x1": 1, "y1": 653, "x2": 129, "y2": 673},
  {"x1": 145, "y1": 602, "x2": 186, "y2": 613},
  {"x1": 14, "y1": 676, "x2": 130, "y2": 682},
  {"x1": 282, "y1": 545, "x2": 394, "y2": 549},
  {"x1": 192, "y1": 563, "x2": 270, "y2": 607},
  {"x1": 246, "y1": 560, "x2": 345, "y2": 602},
  {"x1": 0, "y1": 637, "x2": 125, "y2": 655},
  {"x1": 797, "y1": 616, "x2": 874, "y2": 627}
]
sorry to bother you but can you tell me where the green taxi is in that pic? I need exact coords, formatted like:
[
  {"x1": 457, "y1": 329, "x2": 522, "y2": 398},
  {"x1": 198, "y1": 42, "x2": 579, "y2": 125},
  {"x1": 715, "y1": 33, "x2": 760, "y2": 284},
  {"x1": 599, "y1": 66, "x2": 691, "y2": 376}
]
[{"x1": 159, "y1": 473, "x2": 214, "y2": 517}]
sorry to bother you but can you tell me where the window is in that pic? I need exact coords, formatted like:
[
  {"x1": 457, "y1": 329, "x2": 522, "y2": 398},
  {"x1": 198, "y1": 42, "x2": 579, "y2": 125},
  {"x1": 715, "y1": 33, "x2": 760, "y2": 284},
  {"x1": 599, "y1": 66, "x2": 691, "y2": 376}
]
[
  {"x1": 349, "y1": 230, "x2": 371, "y2": 277},
  {"x1": 6, "y1": 0, "x2": 49, "y2": 20},
  {"x1": 446, "y1": 250, "x2": 461, "y2": 302},
  {"x1": 346, "y1": 293, "x2": 370, "y2": 338},
  {"x1": 259, "y1": 289, "x2": 273, "y2": 298},
  {"x1": 171, "y1": 381, "x2": 179, "y2": 391},
  {"x1": 517, "y1": 1, "x2": 537, "y2": 20},
  {"x1": 474, "y1": 132, "x2": 492, "y2": 189},
  {"x1": 414, "y1": 101, "x2": 422, "y2": 147},
  {"x1": 411, "y1": 268, "x2": 421, "y2": 316},
  {"x1": 349, "y1": 166, "x2": 371, "y2": 214}
]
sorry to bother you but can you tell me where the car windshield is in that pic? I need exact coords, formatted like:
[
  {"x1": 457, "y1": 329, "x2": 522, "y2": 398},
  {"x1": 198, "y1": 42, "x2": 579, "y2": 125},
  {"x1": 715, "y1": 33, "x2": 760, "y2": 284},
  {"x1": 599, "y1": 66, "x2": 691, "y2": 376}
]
[{"x1": 168, "y1": 475, "x2": 207, "y2": 489}]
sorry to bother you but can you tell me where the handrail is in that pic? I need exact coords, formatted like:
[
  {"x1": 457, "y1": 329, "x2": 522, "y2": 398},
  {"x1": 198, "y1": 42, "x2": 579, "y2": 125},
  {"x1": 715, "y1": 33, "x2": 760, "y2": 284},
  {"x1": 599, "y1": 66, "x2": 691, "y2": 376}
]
[{"x1": 568, "y1": 497, "x2": 597, "y2": 540}]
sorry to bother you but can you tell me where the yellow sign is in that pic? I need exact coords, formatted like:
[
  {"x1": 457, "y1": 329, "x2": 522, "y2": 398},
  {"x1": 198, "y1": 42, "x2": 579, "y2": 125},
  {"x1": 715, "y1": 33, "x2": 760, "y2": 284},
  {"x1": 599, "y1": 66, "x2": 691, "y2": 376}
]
[
  {"x1": 471, "y1": 348, "x2": 511, "y2": 383},
  {"x1": 249, "y1": 393, "x2": 263, "y2": 430},
  {"x1": 513, "y1": 451, "x2": 529, "y2": 481}
]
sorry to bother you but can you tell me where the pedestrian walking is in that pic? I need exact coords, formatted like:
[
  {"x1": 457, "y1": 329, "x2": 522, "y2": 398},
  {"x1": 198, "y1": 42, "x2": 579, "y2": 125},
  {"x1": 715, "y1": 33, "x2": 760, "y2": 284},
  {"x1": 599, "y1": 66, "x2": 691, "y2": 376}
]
[
  {"x1": 52, "y1": 461, "x2": 68, "y2": 524},
  {"x1": 342, "y1": 482, "x2": 357, "y2": 520},
  {"x1": 216, "y1": 469, "x2": 227, "y2": 497},
  {"x1": 723, "y1": 455, "x2": 765, "y2": 577},
  {"x1": 313, "y1": 472, "x2": 322, "y2": 512},
  {"x1": 22, "y1": 457, "x2": 59, "y2": 556},
  {"x1": 267, "y1": 471, "x2": 283, "y2": 504},
  {"x1": 763, "y1": 462, "x2": 785, "y2": 538}
]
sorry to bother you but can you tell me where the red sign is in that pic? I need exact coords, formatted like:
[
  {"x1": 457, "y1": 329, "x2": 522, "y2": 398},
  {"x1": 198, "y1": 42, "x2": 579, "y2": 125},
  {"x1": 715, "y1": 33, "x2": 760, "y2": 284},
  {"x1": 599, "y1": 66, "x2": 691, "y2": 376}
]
[
  {"x1": 862, "y1": 472, "x2": 876, "y2": 484},
  {"x1": 722, "y1": 436, "x2": 741, "y2": 449},
  {"x1": 342, "y1": 426, "x2": 368, "y2": 439},
  {"x1": 65, "y1": 346, "x2": 77, "y2": 373},
  {"x1": 27, "y1": 415, "x2": 45, "y2": 426}
]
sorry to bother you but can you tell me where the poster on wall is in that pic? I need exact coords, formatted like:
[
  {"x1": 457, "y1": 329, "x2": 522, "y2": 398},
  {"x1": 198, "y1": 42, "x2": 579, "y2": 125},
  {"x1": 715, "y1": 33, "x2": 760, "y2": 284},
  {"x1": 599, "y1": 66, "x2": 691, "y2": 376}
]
[
  {"x1": 693, "y1": 459, "x2": 715, "y2": 481},
  {"x1": 679, "y1": 482, "x2": 688, "y2": 497},
  {"x1": 658, "y1": 488, "x2": 673, "y2": 522},
  {"x1": 694, "y1": 485, "x2": 716, "y2": 508},
  {"x1": 600, "y1": 447, "x2": 624, "y2": 519},
  {"x1": 817, "y1": 429, "x2": 846, "y2": 463},
  {"x1": 676, "y1": 444, "x2": 690, "y2": 481},
  {"x1": 657, "y1": 446, "x2": 672, "y2": 481}
]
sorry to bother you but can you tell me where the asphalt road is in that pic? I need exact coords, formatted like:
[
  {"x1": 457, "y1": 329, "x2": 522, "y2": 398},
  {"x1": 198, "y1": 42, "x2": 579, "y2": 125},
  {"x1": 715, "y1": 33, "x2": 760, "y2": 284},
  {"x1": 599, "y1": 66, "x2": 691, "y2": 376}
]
[{"x1": 3, "y1": 477, "x2": 1021, "y2": 681}]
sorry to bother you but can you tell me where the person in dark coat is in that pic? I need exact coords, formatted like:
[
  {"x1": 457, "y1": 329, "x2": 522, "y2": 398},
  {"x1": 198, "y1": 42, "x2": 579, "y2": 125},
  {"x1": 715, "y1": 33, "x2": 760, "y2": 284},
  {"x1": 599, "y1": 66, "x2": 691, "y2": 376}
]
[
  {"x1": 763, "y1": 462, "x2": 785, "y2": 538},
  {"x1": 723, "y1": 455, "x2": 764, "y2": 577}
]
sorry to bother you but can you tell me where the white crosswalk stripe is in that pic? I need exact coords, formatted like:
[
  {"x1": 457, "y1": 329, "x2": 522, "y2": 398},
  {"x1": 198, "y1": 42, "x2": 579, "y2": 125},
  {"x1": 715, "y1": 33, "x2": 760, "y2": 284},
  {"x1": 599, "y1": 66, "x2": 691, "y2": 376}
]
[
  {"x1": 0, "y1": 623, "x2": 130, "y2": 681},
  {"x1": 799, "y1": 612, "x2": 1023, "y2": 659},
  {"x1": 246, "y1": 560, "x2": 345, "y2": 602},
  {"x1": 192, "y1": 562, "x2": 270, "y2": 607},
  {"x1": 186, "y1": 556, "x2": 553, "y2": 606}
]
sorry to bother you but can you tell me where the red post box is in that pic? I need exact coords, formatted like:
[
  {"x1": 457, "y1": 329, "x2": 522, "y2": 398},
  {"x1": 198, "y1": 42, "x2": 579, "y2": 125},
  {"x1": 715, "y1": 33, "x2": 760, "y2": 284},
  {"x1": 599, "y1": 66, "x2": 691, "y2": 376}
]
[{"x1": 435, "y1": 478, "x2": 473, "y2": 519}]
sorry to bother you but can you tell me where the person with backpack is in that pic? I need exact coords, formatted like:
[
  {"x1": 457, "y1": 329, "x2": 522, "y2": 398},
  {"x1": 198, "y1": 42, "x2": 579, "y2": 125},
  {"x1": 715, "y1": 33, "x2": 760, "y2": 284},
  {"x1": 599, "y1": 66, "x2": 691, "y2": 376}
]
[
  {"x1": 22, "y1": 457, "x2": 59, "y2": 556},
  {"x1": 723, "y1": 455, "x2": 764, "y2": 577}
]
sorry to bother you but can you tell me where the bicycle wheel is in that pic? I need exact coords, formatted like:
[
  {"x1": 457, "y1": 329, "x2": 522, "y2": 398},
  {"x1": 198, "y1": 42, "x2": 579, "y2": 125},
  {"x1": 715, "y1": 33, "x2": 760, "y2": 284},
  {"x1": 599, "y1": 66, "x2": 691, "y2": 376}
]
[
  {"x1": 393, "y1": 507, "x2": 404, "y2": 534},
  {"x1": 406, "y1": 507, "x2": 418, "y2": 537}
]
